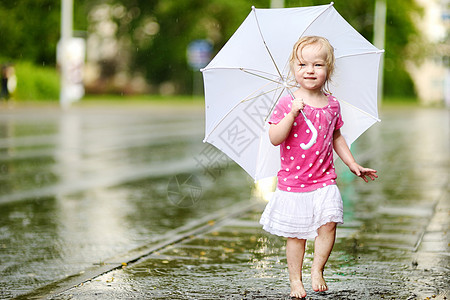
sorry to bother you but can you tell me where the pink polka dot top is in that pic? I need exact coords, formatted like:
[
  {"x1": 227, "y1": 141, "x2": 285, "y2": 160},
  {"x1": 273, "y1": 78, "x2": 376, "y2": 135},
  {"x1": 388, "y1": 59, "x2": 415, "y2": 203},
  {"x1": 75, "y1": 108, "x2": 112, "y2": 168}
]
[{"x1": 269, "y1": 93, "x2": 344, "y2": 192}]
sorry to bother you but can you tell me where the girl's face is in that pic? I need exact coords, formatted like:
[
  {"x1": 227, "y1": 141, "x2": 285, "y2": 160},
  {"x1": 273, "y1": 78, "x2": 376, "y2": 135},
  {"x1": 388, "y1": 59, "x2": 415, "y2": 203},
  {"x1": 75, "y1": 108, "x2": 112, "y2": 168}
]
[{"x1": 293, "y1": 43, "x2": 328, "y2": 92}]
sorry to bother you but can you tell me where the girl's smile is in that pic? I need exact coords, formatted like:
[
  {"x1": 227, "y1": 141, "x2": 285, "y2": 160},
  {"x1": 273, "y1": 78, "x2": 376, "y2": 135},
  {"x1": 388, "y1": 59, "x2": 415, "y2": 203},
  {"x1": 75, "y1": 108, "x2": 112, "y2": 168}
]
[{"x1": 294, "y1": 44, "x2": 328, "y2": 92}]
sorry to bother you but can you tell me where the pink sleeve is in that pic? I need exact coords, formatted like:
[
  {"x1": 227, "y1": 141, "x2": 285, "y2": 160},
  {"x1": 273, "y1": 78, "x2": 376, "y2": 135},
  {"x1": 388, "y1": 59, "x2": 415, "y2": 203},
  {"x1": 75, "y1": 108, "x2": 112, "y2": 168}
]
[
  {"x1": 335, "y1": 100, "x2": 344, "y2": 130},
  {"x1": 269, "y1": 96, "x2": 291, "y2": 125}
]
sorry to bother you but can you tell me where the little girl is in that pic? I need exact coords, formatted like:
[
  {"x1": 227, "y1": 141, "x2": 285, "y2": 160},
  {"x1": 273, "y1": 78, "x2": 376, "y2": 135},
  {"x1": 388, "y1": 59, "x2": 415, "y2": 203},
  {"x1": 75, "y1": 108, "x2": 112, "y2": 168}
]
[{"x1": 259, "y1": 36, "x2": 378, "y2": 298}]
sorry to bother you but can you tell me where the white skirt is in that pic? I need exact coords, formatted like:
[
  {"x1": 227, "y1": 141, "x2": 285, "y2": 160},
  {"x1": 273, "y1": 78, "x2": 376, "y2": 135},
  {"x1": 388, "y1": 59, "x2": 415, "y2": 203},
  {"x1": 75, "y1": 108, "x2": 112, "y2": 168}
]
[{"x1": 259, "y1": 185, "x2": 343, "y2": 240}]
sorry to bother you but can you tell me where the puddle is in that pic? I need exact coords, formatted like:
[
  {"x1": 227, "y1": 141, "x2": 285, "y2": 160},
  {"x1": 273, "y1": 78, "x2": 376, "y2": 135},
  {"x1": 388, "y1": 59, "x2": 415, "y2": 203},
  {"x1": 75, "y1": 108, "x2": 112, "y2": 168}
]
[{"x1": 1, "y1": 106, "x2": 449, "y2": 299}]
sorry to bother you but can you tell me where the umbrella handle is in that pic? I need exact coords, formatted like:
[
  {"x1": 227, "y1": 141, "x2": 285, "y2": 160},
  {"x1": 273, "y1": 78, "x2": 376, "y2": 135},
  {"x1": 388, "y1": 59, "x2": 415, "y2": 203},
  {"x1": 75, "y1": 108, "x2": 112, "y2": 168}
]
[
  {"x1": 300, "y1": 111, "x2": 318, "y2": 150},
  {"x1": 285, "y1": 87, "x2": 317, "y2": 150}
]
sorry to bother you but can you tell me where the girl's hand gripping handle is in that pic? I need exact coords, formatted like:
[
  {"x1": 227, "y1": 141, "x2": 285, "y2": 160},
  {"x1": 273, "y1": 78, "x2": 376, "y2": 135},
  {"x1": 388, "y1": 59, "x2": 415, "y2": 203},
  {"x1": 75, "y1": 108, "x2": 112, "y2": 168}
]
[
  {"x1": 300, "y1": 111, "x2": 318, "y2": 150},
  {"x1": 285, "y1": 87, "x2": 317, "y2": 150}
]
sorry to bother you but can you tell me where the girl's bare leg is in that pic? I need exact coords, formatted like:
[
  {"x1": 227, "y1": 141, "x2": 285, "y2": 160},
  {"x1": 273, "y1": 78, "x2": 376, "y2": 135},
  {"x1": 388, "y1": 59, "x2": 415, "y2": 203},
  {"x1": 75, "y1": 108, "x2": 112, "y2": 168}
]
[
  {"x1": 286, "y1": 237, "x2": 307, "y2": 298},
  {"x1": 311, "y1": 222, "x2": 337, "y2": 292}
]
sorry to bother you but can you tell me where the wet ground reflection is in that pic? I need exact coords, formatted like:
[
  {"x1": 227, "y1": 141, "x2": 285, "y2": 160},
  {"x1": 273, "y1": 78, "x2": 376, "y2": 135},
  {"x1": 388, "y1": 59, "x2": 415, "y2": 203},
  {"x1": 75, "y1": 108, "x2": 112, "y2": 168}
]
[
  {"x1": 0, "y1": 105, "x2": 449, "y2": 299},
  {"x1": 0, "y1": 107, "x2": 252, "y2": 299}
]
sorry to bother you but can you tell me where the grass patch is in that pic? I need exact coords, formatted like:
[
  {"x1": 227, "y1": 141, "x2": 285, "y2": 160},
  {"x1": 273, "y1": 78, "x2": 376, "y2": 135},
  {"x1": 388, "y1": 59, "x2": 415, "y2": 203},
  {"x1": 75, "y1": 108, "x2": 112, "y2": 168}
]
[
  {"x1": 80, "y1": 94, "x2": 204, "y2": 107},
  {"x1": 14, "y1": 61, "x2": 60, "y2": 101},
  {"x1": 382, "y1": 96, "x2": 418, "y2": 105},
  {"x1": 0, "y1": 60, "x2": 429, "y2": 109}
]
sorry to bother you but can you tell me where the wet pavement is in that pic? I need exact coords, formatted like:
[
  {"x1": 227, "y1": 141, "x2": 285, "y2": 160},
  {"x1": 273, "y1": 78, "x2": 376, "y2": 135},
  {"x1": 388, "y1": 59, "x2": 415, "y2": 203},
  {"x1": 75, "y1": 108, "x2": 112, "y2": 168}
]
[{"x1": 0, "y1": 103, "x2": 449, "y2": 299}]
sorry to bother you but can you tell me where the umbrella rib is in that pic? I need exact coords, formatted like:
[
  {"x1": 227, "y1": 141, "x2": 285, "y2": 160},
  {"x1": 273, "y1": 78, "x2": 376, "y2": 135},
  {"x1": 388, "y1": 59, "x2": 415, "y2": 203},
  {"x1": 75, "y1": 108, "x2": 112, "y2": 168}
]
[
  {"x1": 202, "y1": 66, "x2": 273, "y2": 73},
  {"x1": 241, "y1": 69, "x2": 279, "y2": 83},
  {"x1": 204, "y1": 83, "x2": 284, "y2": 142},
  {"x1": 240, "y1": 68, "x2": 293, "y2": 87},
  {"x1": 299, "y1": 2, "x2": 335, "y2": 37},
  {"x1": 252, "y1": 7, "x2": 283, "y2": 79},
  {"x1": 205, "y1": 66, "x2": 297, "y2": 101},
  {"x1": 254, "y1": 86, "x2": 285, "y2": 181},
  {"x1": 339, "y1": 99, "x2": 381, "y2": 122},
  {"x1": 202, "y1": 66, "x2": 282, "y2": 83},
  {"x1": 204, "y1": 104, "x2": 241, "y2": 142},
  {"x1": 241, "y1": 84, "x2": 284, "y2": 103},
  {"x1": 336, "y1": 49, "x2": 385, "y2": 60},
  {"x1": 265, "y1": 85, "x2": 287, "y2": 122}
]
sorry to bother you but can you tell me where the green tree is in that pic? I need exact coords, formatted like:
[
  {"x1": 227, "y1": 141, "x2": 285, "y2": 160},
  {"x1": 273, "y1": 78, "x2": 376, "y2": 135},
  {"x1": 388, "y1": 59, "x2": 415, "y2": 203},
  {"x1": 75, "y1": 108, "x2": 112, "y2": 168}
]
[
  {"x1": 0, "y1": 0, "x2": 88, "y2": 65},
  {"x1": 102, "y1": 0, "x2": 422, "y2": 96},
  {"x1": 0, "y1": 0, "x2": 60, "y2": 65},
  {"x1": 96, "y1": 0, "x2": 270, "y2": 93},
  {"x1": 0, "y1": 0, "x2": 423, "y2": 97},
  {"x1": 383, "y1": 0, "x2": 423, "y2": 97}
]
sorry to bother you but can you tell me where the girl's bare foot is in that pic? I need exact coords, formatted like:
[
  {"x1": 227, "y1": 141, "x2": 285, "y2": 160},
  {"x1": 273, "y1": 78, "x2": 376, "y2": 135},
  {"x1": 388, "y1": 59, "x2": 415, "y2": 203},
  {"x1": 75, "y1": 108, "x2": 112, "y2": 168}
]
[
  {"x1": 290, "y1": 279, "x2": 306, "y2": 299},
  {"x1": 311, "y1": 269, "x2": 328, "y2": 292}
]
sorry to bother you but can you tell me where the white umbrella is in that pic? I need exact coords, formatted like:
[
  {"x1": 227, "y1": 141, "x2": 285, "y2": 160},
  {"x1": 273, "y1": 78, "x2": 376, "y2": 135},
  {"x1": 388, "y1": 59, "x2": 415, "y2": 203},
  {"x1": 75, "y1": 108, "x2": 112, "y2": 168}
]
[{"x1": 201, "y1": 2, "x2": 384, "y2": 181}]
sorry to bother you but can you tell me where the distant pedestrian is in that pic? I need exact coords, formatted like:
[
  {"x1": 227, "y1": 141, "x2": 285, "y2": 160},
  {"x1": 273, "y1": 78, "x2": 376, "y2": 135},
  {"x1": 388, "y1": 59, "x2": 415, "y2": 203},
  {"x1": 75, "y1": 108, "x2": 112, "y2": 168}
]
[
  {"x1": 259, "y1": 36, "x2": 378, "y2": 299},
  {"x1": 1, "y1": 64, "x2": 16, "y2": 101},
  {"x1": 0, "y1": 65, "x2": 8, "y2": 100}
]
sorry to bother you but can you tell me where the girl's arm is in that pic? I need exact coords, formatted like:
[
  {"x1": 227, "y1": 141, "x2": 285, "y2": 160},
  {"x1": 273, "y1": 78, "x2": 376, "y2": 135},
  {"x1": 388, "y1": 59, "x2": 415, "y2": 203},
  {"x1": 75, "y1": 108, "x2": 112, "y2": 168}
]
[
  {"x1": 333, "y1": 129, "x2": 378, "y2": 182},
  {"x1": 269, "y1": 99, "x2": 303, "y2": 146}
]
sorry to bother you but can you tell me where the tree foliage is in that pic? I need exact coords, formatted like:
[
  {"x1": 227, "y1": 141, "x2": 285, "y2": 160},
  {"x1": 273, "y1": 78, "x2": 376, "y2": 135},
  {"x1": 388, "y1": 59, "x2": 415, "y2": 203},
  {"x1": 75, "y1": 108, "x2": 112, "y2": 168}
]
[
  {"x1": 92, "y1": 0, "x2": 270, "y2": 93},
  {"x1": 0, "y1": 0, "x2": 60, "y2": 65},
  {"x1": 0, "y1": 0, "x2": 87, "y2": 65},
  {"x1": 383, "y1": 0, "x2": 423, "y2": 97},
  {"x1": 0, "y1": 0, "x2": 423, "y2": 97}
]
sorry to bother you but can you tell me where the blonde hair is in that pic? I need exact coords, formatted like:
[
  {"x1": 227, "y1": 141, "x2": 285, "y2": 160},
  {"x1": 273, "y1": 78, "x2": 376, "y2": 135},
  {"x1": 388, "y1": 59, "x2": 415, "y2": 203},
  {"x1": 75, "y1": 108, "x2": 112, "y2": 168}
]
[{"x1": 289, "y1": 36, "x2": 335, "y2": 91}]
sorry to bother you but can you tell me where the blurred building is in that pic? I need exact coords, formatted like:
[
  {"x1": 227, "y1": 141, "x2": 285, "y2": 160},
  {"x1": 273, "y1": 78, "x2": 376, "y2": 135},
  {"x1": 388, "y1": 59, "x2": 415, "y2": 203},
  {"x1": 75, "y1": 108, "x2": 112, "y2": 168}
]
[
  {"x1": 83, "y1": 4, "x2": 151, "y2": 94},
  {"x1": 407, "y1": 0, "x2": 449, "y2": 106}
]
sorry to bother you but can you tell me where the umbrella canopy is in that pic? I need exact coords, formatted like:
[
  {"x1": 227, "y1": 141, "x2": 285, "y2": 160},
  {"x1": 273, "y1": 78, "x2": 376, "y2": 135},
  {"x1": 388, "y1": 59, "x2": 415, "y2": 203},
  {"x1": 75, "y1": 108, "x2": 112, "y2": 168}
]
[{"x1": 201, "y1": 2, "x2": 384, "y2": 181}]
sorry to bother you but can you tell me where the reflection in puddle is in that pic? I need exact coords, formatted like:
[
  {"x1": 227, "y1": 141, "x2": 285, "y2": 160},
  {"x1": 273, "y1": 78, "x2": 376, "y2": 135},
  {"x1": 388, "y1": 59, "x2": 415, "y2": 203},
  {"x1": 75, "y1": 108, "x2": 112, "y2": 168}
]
[{"x1": 0, "y1": 106, "x2": 448, "y2": 299}]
